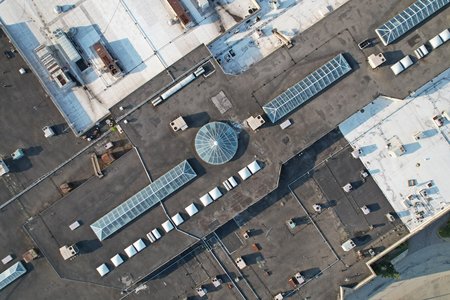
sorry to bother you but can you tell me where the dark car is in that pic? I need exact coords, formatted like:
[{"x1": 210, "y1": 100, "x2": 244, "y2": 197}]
[{"x1": 358, "y1": 39, "x2": 372, "y2": 50}]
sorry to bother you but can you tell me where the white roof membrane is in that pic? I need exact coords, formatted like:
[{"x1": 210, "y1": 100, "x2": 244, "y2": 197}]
[
  {"x1": 209, "y1": 187, "x2": 223, "y2": 200},
  {"x1": 162, "y1": 220, "x2": 174, "y2": 232},
  {"x1": 171, "y1": 213, "x2": 184, "y2": 226},
  {"x1": 133, "y1": 239, "x2": 146, "y2": 252},
  {"x1": 151, "y1": 228, "x2": 162, "y2": 239},
  {"x1": 185, "y1": 203, "x2": 199, "y2": 216},
  {"x1": 96, "y1": 263, "x2": 110, "y2": 277},
  {"x1": 110, "y1": 254, "x2": 124, "y2": 267},
  {"x1": 200, "y1": 194, "x2": 213, "y2": 206},
  {"x1": 247, "y1": 160, "x2": 261, "y2": 174},
  {"x1": 238, "y1": 167, "x2": 252, "y2": 180},
  {"x1": 124, "y1": 245, "x2": 137, "y2": 258},
  {"x1": 339, "y1": 69, "x2": 450, "y2": 232}
]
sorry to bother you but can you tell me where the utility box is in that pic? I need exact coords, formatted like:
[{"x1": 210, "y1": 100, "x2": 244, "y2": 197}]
[
  {"x1": 368, "y1": 53, "x2": 386, "y2": 69},
  {"x1": 236, "y1": 257, "x2": 247, "y2": 269},
  {"x1": 42, "y1": 126, "x2": 56, "y2": 138},
  {"x1": 286, "y1": 219, "x2": 296, "y2": 229},
  {"x1": 246, "y1": 115, "x2": 265, "y2": 131},
  {"x1": 351, "y1": 148, "x2": 361, "y2": 159},
  {"x1": 341, "y1": 239, "x2": 356, "y2": 252},
  {"x1": 280, "y1": 119, "x2": 292, "y2": 129},
  {"x1": 432, "y1": 114, "x2": 445, "y2": 127},
  {"x1": 196, "y1": 287, "x2": 207, "y2": 297},
  {"x1": 69, "y1": 220, "x2": 81, "y2": 231},
  {"x1": 1, "y1": 255, "x2": 13, "y2": 265},
  {"x1": 0, "y1": 160, "x2": 9, "y2": 176},
  {"x1": 22, "y1": 248, "x2": 39, "y2": 263},
  {"x1": 212, "y1": 276, "x2": 222, "y2": 287},
  {"x1": 11, "y1": 149, "x2": 25, "y2": 160},
  {"x1": 59, "y1": 182, "x2": 73, "y2": 195},
  {"x1": 313, "y1": 204, "x2": 322, "y2": 212},
  {"x1": 294, "y1": 272, "x2": 305, "y2": 284},
  {"x1": 386, "y1": 213, "x2": 395, "y2": 222},
  {"x1": 274, "y1": 293, "x2": 284, "y2": 300},
  {"x1": 386, "y1": 136, "x2": 406, "y2": 157},
  {"x1": 343, "y1": 183, "x2": 353, "y2": 193},
  {"x1": 59, "y1": 244, "x2": 79, "y2": 260},
  {"x1": 170, "y1": 116, "x2": 188, "y2": 132}
]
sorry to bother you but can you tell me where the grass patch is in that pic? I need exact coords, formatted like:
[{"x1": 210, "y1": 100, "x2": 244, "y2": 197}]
[{"x1": 438, "y1": 219, "x2": 450, "y2": 238}]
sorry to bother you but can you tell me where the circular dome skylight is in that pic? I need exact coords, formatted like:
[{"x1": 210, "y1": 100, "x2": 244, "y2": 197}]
[{"x1": 194, "y1": 122, "x2": 238, "y2": 165}]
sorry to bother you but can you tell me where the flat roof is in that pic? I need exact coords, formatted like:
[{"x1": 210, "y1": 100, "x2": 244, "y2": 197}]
[
  {"x1": 340, "y1": 68, "x2": 450, "y2": 232},
  {"x1": 0, "y1": 0, "x2": 254, "y2": 133}
]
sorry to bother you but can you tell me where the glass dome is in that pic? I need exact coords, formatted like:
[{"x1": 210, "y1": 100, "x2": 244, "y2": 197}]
[{"x1": 195, "y1": 122, "x2": 238, "y2": 165}]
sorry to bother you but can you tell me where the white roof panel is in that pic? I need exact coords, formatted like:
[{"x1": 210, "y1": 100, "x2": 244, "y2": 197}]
[
  {"x1": 185, "y1": 203, "x2": 199, "y2": 216},
  {"x1": 399, "y1": 55, "x2": 413, "y2": 69},
  {"x1": 152, "y1": 228, "x2": 162, "y2": 239},
  {"x1": 429, "y1": 35, "x2": 444, "y2": 49},
  {"x1": 209, "y1": 187, "x2": 223, "y2": 200},
  {"x1": 200, "y1": 194, "x2": 213, "y2": 206},
  {"x1": 133, "y1": 239, "x2": 146, "y2": 252},
  {"x1": 247, "y1": 160, "x2": 261, "y2": 174},
  {"x1": 96, "y1": 263, "x2": 110, "y2": 277},
  {"x1": 390, "y1": 62, "x2": 404, "y2": 76},
  {"x1": 124, "y1": 245, "x2": 137, "y2": 258},
  {"x1": 171, "y1": 213, "x2": 184, "y2": 226},
  {"x1": 228, "y1": 176, "x2": 238, "y2": 187},
  {"x1": 238, "y1": 167, "x2": 252, "y2": 180},
  {"x1": 339, "y1": 70, "x2": 450, "y2": 232},
  {"x1": 162, "y1": 220, "x2": 174, "y2": 232},
  {"x1": 110, "y1": 254, "x2": 124, "y2": 267},
  {"x1": 439, "y1": 29, "x2": 450, "y2": 42}
]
